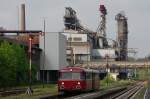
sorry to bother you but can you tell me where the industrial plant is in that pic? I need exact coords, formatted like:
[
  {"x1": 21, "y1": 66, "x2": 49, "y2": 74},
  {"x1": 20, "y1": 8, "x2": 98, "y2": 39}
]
[
  {"x1": 62, "y1": 5, "x2": 128, "y2": 64},
  {"x1": 0, "y1": 3, "x2": 130, "y2": 83}
]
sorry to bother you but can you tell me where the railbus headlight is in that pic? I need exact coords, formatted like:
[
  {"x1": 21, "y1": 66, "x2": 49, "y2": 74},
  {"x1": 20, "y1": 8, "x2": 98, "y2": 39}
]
[
  {"x1": 77, "y1": 82, "x2": 80, "y2": 85},
  {"x1": 61, "y1": 82, "x2": 64, "y2": 85}
]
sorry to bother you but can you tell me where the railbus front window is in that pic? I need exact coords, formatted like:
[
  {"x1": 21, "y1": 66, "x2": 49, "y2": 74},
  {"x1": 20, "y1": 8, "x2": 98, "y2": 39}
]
[
  {"x1": 72, "y1": 73, "x2": 80, "y2": 79},
  {"x1": 60, "y1": 72, "x2": 84, "y2": 80},
  {"x1": 61, "y1": 72, "x2": 72, "y2": 79}
]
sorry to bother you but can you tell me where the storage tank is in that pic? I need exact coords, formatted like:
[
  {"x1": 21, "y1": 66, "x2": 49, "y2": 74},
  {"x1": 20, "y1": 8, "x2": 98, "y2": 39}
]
[{"x1": 115, "y1": 12, "x2": 128, "y2": 61}]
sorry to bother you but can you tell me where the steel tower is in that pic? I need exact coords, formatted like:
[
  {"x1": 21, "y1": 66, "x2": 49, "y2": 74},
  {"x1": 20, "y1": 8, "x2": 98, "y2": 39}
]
[{"x1": 96, "y1": 5, "x2": 109, "y2": 48}]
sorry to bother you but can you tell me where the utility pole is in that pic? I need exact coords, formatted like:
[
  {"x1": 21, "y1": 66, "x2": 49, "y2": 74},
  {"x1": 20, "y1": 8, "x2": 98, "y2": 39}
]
[
  {"x1": 134, "y1": 51, "x2": 137, "y2": 79},
  {"x1": 105, "y1": 54, "x2": 109, "y2": 86},
  {"x1": 69, "y1": 33, "x2": 73, "y2": 66},
  {"x1": 26, "y1": 36, "x2": 33, "y2": 95},
  {"x1": 42, "y1": 18, "x2": 46, "y2": 88},
  {"x1": 87, "y1": 43, "x2": 89, "y2": 67}
]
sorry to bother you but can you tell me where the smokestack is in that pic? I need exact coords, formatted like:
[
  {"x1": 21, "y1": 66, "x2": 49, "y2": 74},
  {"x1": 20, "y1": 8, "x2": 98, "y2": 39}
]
[{"x1": 20, "y1": 4, "x2": 26, "y2": 31}]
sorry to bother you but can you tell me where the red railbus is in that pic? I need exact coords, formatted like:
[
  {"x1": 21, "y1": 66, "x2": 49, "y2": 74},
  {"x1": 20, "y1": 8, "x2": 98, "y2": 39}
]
[{"x1": 58, "y1": 67, "x2": 100, "y2": 93}]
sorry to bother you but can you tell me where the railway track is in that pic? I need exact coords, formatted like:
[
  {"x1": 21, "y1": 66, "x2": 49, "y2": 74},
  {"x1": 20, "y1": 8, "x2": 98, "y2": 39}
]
[
  {"x1": 98, "y1": 82, "x2": 144, "y2": 99},
  {"x1": 0, "y1": 88, "x2": 26, "y2": 96},
  {"x1": 111, "y1": 82, "x2": 144, "y2": 99},
  {"x1": 40, "y1": 82, "x2": 143, "y2": 99},
  {"x1": 40, "y1": 87, "x2": 127, "y2": 99},
  {"x1": 40, "y1": 91, "x2": 91, "y2": 99},
  {"x1": 64, "y1": 82, "x2": 143, "y2": 99}
]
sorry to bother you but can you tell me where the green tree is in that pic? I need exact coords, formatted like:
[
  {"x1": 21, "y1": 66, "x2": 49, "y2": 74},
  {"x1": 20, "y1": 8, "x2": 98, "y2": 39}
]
[
  {"x1": 0, "y1": 41, "x2": 17, "y2": 87},
  {"x1": 0, "y1": 41, "x2": 37, "y2": 88},
  {"x1": 12, "y1": 44, "x2": 28, "y2": 84},
  {"x1": 101, "y1": 73, "x2": 116, "y2": 86}
]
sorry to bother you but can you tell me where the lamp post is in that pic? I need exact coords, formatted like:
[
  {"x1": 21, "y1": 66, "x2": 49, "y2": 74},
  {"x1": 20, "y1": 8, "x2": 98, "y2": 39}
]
[
  {"x1": 26, "y1": 36, "x2": 33, "y2": 95},
  {"x1": 105, "y1": 54, "x2": 109, "y2": 86},
  {"x1": 69, "y1": 33, "x2": 73, "y2": 66},
  {"x1": 87, "y1": 43, "x2": 89, "y2": 67},
  {"x1": 42, "y1": 18, "x2": 46, "y2": 88}
]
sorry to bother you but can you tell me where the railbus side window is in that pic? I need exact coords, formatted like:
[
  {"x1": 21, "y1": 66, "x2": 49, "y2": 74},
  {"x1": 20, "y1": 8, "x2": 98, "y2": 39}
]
[
  {"x1": 95, "y1": 73, "x2": 99, "y2": 80},
  {"x1": 81, "y1": 72, "x2": 86, "y2": 80},
  {"x1": 86, "y1": 72, "x2": 92, "y2": 80}
]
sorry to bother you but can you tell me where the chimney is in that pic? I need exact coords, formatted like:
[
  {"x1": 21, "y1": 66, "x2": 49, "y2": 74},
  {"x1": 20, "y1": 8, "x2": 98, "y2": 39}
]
[{"x1": 20, "y1": 4, "x2": 26, "y2": 31}]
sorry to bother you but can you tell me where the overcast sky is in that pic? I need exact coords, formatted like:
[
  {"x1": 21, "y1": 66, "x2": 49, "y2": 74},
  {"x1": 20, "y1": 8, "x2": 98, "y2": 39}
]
[{"x1": 0, "y1": 0, "x2": 150, "y2": 58}]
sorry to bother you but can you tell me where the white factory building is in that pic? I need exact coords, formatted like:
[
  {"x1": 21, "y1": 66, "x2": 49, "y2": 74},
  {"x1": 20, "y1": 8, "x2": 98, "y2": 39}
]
[
  {"x1": 39, "y1": 32, "x2": 67, "y2": 83},
  {"x1": 62, "y1": 30, "x2": 91, "y2": 64},
  {"x1": 63, "y1": 30, "x2": 117, "y2": 63},
  {"x1": 92, "y1": 49, "x2": 117, "y2": 60}
]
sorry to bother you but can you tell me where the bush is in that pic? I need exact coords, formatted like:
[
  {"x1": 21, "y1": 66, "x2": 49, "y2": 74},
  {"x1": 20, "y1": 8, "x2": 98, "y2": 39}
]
[
  {"x1": 101, "y1": 73, "x2": 116, "y2": 86},
  {"x1": 0, "y1": 41, "x2": 37, "y2": 88}
]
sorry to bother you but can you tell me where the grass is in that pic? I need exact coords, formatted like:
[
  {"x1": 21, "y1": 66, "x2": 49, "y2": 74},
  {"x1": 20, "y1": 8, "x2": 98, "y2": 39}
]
[
  {"x1": 145, "y1": 80, "x2": 150, "y2": 88},
  {"x1": 133, "y1": 81, "x2": 150, "y2": 99},
  {"x1": 133, "y1": 68, "x2": 150, "y2": 81},
  {"x1": 100, "y1": 80, "x2": 133, "y2": 91},
  {"x1": 100, "y1": 74, "x2": 133, "y2": 90},
  {"x1": 0, "y1": 84, "x2": 58, "y2": 99},
  {"x1": 133, "y1": 87, "x2": 146, "y2": 99}
]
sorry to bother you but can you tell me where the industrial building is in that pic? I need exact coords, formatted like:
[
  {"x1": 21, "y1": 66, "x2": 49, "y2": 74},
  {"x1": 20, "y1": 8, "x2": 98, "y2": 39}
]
[
  {"x1": 39, "y1": 32, "x2": 67, "y2": 83},
  {"x1": 63, "y1": 30, "x2": 91, "y2": 64},
  {"x1": 92, "y1": 49, "x2": 117, "y2": 60}
]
